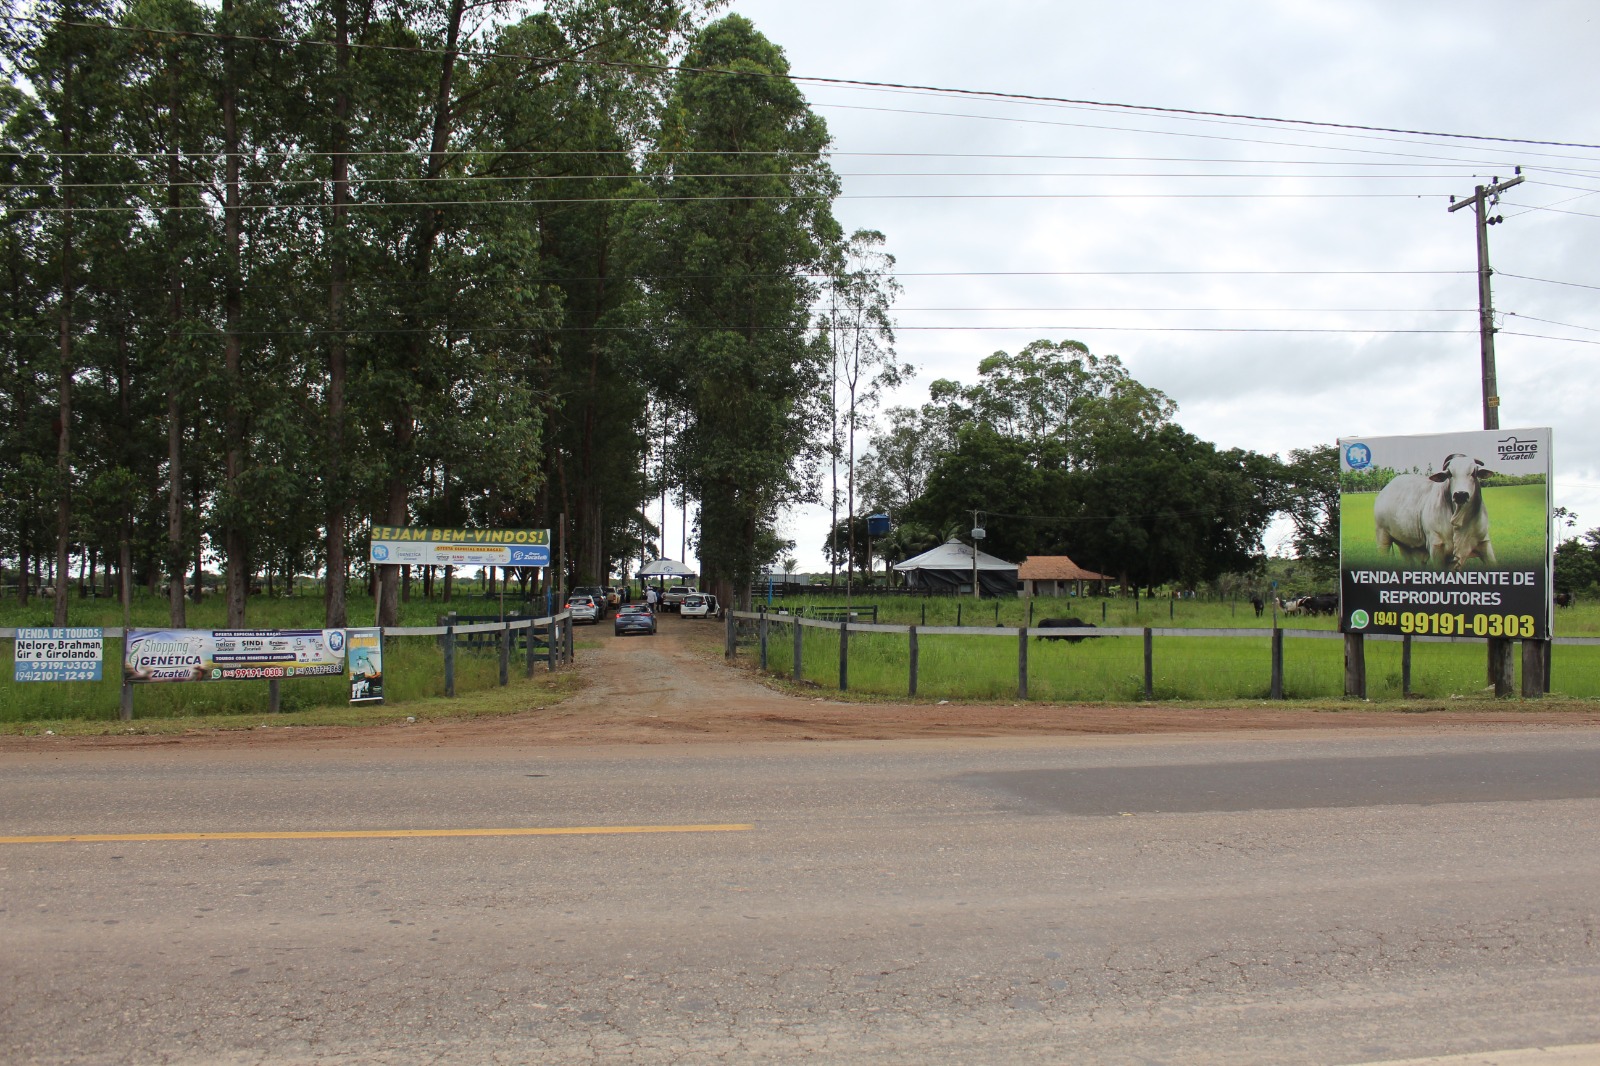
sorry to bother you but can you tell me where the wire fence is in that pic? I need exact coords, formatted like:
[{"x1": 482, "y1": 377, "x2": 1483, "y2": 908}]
[
  {"x1": 0, "y1": 613, "x2": 573, "y2": 724},
  {"x1": 729, "y1": 610, "x2": 1600, "y2": 702}
]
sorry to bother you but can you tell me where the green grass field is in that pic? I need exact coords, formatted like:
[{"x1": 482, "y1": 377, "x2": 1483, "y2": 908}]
[
  {"x1": 1341, "y1": 484, "x2": 1550, "y2": 569},
  {"x1": 744, "y1": 593, "x2": 1600, "y2": 703}
]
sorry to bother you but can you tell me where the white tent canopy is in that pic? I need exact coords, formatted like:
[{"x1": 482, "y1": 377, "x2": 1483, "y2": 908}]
[
  {"x1": 893, "y1": 538, "x2": 1016, "y2": 573},
  {"x1": 639, "y1": 558, "x2": 697, "y2": 578},
  {"x1": 893, "y1": 538, "x2": 1019, "y2": 598}
]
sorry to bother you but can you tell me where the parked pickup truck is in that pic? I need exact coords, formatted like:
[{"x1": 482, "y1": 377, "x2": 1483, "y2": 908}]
[{"x1": 660, "y1": 584, "x2": 697, "y2": 612}]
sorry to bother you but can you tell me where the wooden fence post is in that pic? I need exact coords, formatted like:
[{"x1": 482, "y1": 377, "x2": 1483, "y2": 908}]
[
  {"x1": 1401, "y1": 633, "x2": 1412, "y2": 697},
  {"x1": 838, "y1": 618, "x2": 849, "y2": 692},
  {"x1": 1017, "y1": 626, "x2": 1029, "y2": 700},
  {"x1": 545, "y1": 620, "x2": 556, "y2": 673},
  {"x1": 444, "y1": 623, "x2": 456, "y2": 696},
  {"x1": 1344, "y1": 631, "x2": 1366, "y2": 699},
  {"x1": 1142, "y1": 627, "x2": 1153, "y2": 700},
  {"x1": 565, "y1": 617, "x2": 574, "y2": 663},
  {"x1": 499, "y1": 620, "x2": 510, "y2": 686},
  {"x1": 724, "y1": 611, "x2": 736, "y2": 659},
  {"x1": 119, "y1": 675, "x2": 133, "y2": 721},
  {"x1": 1269, "y1": 627, "x2": 1283, "y2": 700},
  {"x1": 759, "y1": 608, "x2": 769, "y2": 671},
  {"x1": 525, "y1": 619, "x2": 535, "y2": 678},
  {"x1": 793, "y1": 618, "x2": 804, "y2": 682},
  {"x1": 269, "y1": 678, "x2": 281, "y2": 713},
  {"x1": 908, "y1": 625, "x2": 918, "y2": 697}
]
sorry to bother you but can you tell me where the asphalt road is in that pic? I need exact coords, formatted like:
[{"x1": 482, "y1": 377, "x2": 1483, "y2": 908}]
[{"x1": 3, "y1": 728, "x2": 1599, "y2": 1064}]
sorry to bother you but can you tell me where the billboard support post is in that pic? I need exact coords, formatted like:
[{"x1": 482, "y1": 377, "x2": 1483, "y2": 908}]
[
  {"x1": 1491, "y1": 639, "x2": 1515, "y2": 697},
  {"x1": 1521, "y1": 639, "x2": 1545, "y2": 699},
  {"x1": 1344, "y1": 632, "x2": 1366, "y2": 699},
  {"x1": 1402, "y1": 634, "x2": 1413, "y2": 697}
]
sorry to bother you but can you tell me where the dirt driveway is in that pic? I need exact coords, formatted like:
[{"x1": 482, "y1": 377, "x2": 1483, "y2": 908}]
[{"x1": 7, "y1": 612, "x2": 1597, "y2": 753}]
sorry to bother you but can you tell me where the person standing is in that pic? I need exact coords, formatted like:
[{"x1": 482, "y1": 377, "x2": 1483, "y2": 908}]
[{"x1": 646, "y1": 586, "x2": 658, "y2": 610}]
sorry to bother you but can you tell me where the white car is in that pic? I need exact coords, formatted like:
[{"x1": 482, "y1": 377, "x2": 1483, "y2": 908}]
[
  {"x1": 566, "y1": 595, "x2": 600, "y2": 624},
  {"x1": 680, "y1": 594, "x2": 719, "y2": 619}
]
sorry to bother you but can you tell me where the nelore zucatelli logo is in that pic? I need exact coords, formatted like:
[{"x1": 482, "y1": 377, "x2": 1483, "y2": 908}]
[
  {"x1": 1497, "y1": 435, "x2": 1539, "y2": 461},
  {"x1": 1345, "y1": 442, "x2": 1372, "y2": 470}
]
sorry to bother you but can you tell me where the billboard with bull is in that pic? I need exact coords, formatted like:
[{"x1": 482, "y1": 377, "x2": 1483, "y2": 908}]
[{"x1": 1338, "y1": 428, "x2": 1551, "y2": 640}]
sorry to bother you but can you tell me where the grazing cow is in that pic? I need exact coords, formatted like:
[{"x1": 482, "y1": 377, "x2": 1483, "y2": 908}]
[
  {"x1": 1373, "y1": 453, "x2": 1496, "y2": 570},
  {"x1": 1302, "y1": 592, "x2": 1339, "y2": 616},
  {"x1": 1036, "y1": 617, "x2": 1099, "y2": 643},
  {"x1": 1556, "y1": 591, "x2": 1574, "y2": 608},
  {"x1": 1249, "y1": 595, "x2": 1264, "y2": 618},
  {"x1": 1278, "y1": 596, "x2": 1307, "y2": 615}
]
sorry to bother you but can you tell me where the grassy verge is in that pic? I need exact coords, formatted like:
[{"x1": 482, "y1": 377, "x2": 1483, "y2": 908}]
[{"x1": 1, "y1": 665, "x2": 582, "y2": 737}]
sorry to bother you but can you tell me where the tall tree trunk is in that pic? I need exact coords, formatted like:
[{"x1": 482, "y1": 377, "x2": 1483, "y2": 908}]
[
  {"x1": 220, "y1": 0, "x2": 248, "y2": 626},
  {"x1": 323, "y1": 0, "x2": 352, "y2": 628},
  {"x1": 53, "y1": 20, "x2": 75, "y2": 627},
  {"x1": 381, "y1": 0, "x2": 464, "y2": 626},
  {"x1": 166, "y1": 46, "x2": 186, "y2": 627}
]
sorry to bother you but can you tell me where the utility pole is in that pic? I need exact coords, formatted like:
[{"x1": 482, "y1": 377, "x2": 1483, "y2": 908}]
[
  {"x1": 1448, "y1": 169, "x2": 1522, "y2": 431},
  {"x1": 1449, "y1": 168, "x2": 1526, "y2": 697}
]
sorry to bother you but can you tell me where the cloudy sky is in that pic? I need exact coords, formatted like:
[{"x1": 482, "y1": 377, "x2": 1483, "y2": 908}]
[{"x1": 684, "y1": 0, "x2": 1600, "y2": 574}]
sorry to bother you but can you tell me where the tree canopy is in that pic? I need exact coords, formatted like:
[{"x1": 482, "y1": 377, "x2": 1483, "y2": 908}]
[
  {"x1": 866, "y1": 339, "x2": 1285, "y2": 591},
  {"x1": 0, "y1": 2, "x2": 851, "y2": 616}
]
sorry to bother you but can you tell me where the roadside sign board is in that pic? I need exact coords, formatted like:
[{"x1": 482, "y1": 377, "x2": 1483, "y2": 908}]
[
  {"x1": 1338, "y1": 427, "x2": 1552, "y2": 639},
  {"x1": 123, "y1": 629, "x2": 347, "y2": 683},
  {"x1": 14, "y1": 627, "x2": 103, "y2": 682},
  {"x1": 369, "y1": 526, "x2": 551, "y2": 568},
  {"x1": 347, "y1": 628, "x2": 383, "y2": 704}
]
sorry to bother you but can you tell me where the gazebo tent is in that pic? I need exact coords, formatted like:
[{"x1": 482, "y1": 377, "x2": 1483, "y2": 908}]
[
  {"x1": 638, "y1": 558, "x2": 696, "y2": 578},
  {"x1": 893, "y1": 538, "x2": 1019, "y2": 598}
]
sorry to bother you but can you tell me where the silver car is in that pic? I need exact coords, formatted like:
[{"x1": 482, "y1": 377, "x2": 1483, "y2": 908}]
[{"x1": 566, "y1": 595, "x2": 600, "y2": 625}]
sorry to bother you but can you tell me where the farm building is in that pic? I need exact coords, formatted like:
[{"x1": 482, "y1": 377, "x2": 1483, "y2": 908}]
[
  {"x1": 1018, "y1": 555, "x2": 1111, "y2": 598},
  {"x1": 893, "y1": 538, "x2": 1020, "y2": 598}
]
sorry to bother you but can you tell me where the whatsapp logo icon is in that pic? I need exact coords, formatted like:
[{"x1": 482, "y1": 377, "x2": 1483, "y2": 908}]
[{"x1": 1349, "y1": 609, "x2": 1370, "y2": 629}]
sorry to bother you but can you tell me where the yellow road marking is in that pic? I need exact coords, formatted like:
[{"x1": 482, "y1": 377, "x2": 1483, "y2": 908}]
[{"x1": 0, "y1": 824, "x2": 754, "y2": 845}]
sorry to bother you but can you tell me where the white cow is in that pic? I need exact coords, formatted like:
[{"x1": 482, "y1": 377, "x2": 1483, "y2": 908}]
[{"x1": 1372, "y1": 453, "x2": 1496, "y2": 570}]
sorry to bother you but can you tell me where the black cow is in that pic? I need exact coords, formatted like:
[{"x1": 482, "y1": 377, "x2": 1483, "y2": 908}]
[
  {"x1": 1249, "y1": 595, "x2": 1264, "y2": 618},
  {"x1": 1036, "y1": 617, "x2": 1098, "y2": 643},
  {"x1": 1302, "y1": 593, "x2": 1339, "y2": 616},
  {"x1": 1556, "y1": 591, "x2": 1574, "y2": 608}
]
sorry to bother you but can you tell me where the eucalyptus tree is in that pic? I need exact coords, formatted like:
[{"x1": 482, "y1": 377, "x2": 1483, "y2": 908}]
[
  {"x1": 632, "y1": 15, "x2": 841, "y2": 607},
  {"x1": 471, "y1": 2, "x2": 685, "y2": 587},
  {"x1": 823, "y1": 228, "x2": 905, "y2": 595}
]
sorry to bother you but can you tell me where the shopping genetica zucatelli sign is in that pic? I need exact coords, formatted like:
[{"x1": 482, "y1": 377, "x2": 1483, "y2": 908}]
[
  {"x1": 124, "y1": 629, "x2": 347, "y2": 683},
  {"x1": 368, "y1": 526, "x2": 551, "y2": 568},
  {"x1": 1338, "y1": 428, "x2": 1552, "y2": 640}
]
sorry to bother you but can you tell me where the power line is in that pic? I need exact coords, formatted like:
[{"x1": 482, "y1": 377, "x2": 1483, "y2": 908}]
[
  {"x1": 1504, "y1": 311, "x2": 1600, "y2": 334},
  {"x1": 7, "y1": 12, "x2": 1597, "y2": 152},
  {"x1": 0, "y1": 169, "x2": 1503, "y2": 193},
  {"x1": 1499, "y1": 272, "x2": 1600, "y2": 292},
  {"x1": 0, "y1": 190, "x2": 1466, "y2": 213}
]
